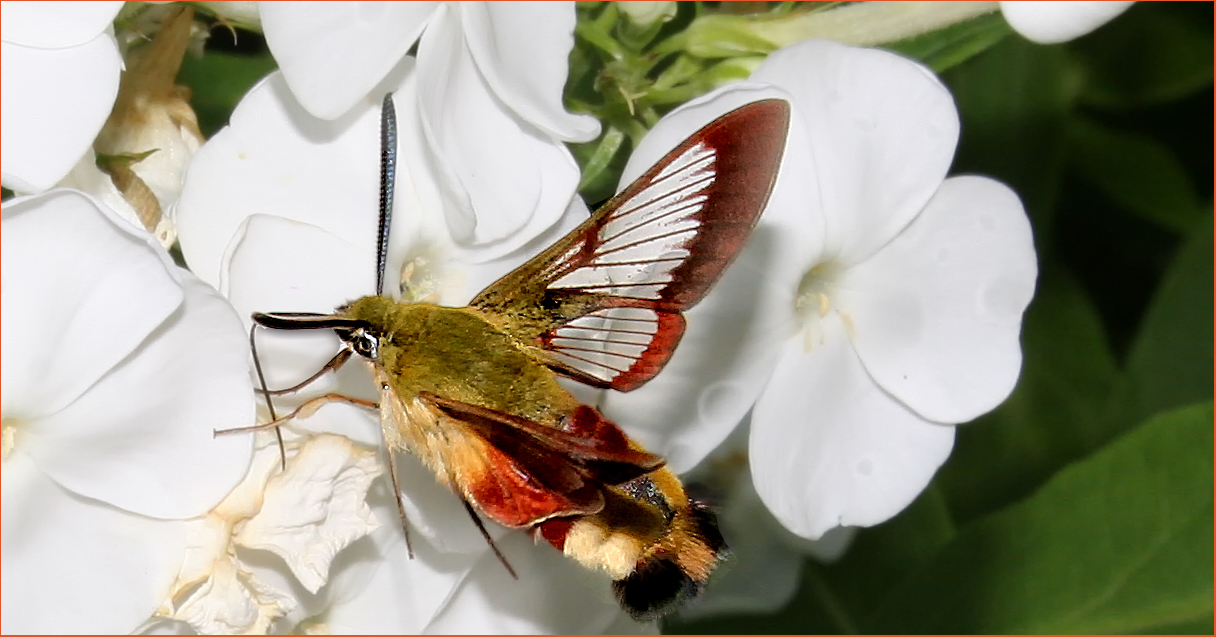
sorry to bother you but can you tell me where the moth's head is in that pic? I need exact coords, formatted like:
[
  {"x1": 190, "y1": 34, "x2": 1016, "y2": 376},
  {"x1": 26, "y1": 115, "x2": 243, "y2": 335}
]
[
  {"x1": 335, "y1": 295, "x2": 406, "y2": 360},
  {"x1": 251, "y1": 306, "x2": 380, "y2": 360},
  {"x1": 332, "y1": 324, "x2": 377, "y2": 360}
]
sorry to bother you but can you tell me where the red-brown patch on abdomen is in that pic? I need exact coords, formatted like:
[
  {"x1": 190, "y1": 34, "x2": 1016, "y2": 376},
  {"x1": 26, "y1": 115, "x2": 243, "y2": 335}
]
[{"x1": 537, "y1": 517, "x2": 574, "y2": 551}]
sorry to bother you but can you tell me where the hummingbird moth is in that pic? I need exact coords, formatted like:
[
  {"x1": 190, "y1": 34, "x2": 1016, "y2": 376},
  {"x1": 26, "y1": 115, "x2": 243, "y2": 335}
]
[{"x1": 247, "y1": 94, "x2": 789, "y2": 620}]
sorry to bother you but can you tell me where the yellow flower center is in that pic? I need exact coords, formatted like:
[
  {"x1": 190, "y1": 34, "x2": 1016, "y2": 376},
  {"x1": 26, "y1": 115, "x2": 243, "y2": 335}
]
[
  {"x1": 2, "y1": 417, "x2": 18, "y2": 461},
  {"x1": 794, "y1": 261, "x2": 846, "y2": 350},
  {"x1": 398, "y1": 252, "x2": 445, "y2": 304}
]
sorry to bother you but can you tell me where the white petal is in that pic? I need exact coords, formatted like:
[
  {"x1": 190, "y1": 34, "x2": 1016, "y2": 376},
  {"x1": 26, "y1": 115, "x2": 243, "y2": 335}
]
[
  {"x1": 28, "y1": 273, "x2": 255, "y2": 519},
  {"x1": 796, "y1": 524, "x2": 857, "y2": 563},
  {"x1": 324, "y1": 518, "x2": 479, "y2": 633},
  {"x1": 177, "y1": 71, "x2": 382, "y2": 289},
  {"x1": 598, "y1": 85, "x2": 815, "y2": 472},
  {"x1": 159, "y1": 432, "x2": 285, "y2": 612},
  {"x1": 259, "y1": 1, "x2": 438, "y2": 119},
  {"x1": 169, "y1": 555, "x2": 298, "y2": 635},
  {"x1": 839, "y1": 176, "x2": 1037, "y2": 424},
  {"x1": 438, "y1": 196, "x2": 591, "y2": 305},
  {"x1": 416, "y1": 6, "x2": 581, "y2": 257},
  {"x1": 1000, "y1": 1, "x2": 1134, "y2": 44},
  {"x1": 236, "y1": 434, "x2": 382, "y2": 593},
  {"x1": 0, "y1": 1, "x2": 124, "y2": 48},
  {"x1": 226, "y1": 214, "x2": 372, "y2": 388},
  {"x1": 425, "y1": 531, "x2": 626, "y2": 634},
  {"x1": 58, "y1": 150, "x2": 148, "y2": 234},
  {"x1": 1, "y1": 35, "x2": 122, "y2": 192},
  {"x1": 460, "y1": 2, "x2": 600, "y2": 141},
  {"x1": 1, "y1": 452, "x2": 187, "y2": 633},
  {"x1": 751, "y1": 323, "x2": 955, "y2": 539},
  {"x1": 1, "y1": 191, "x2": 182, "y2": 419},
  {"x1": 229, "y1": 214, "x2": 375, "y2": 317},
  {"x1": 751, "y1": 40, "x2": 959, "y2": 263}
]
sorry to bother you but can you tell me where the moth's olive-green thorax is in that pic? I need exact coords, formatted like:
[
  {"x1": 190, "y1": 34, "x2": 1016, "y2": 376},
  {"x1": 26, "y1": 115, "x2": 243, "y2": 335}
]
[{"x1": 338, "y1": 295, "x2": 582, "y2": 429}]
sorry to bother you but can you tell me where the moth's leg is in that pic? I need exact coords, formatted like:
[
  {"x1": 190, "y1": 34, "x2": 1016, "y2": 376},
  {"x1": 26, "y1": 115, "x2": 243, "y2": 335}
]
[
  {"x1": 384, "y1": 449, "x2": 416, "y2": 560},
  {"x1": 260, "y1": 348, "x2": 354, "y2": 396},
  {"x1": 249, "y1": 322, "x2": 358, "y2": 467},
  {"x1": 215, "y1": 393, "x2": 379, "y2": 435},
  {"x1": 249, "y1": 323, "x2": 288, "y2": 468},
  {"x1": 459, "y1": 497, "x2": 518, "y2": 580}
]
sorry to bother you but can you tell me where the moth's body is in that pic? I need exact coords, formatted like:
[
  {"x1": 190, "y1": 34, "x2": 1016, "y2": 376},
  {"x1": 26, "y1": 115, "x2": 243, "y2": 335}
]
[
  {"x1": 342, "y1": 295, "x2": 716, "y2": 597},
  {"x1": 351, "y1": 296, "x2": 577, "y2": 428},
  {"x1": 253, "y1": 98, "x2": 790, "y2": 620}
]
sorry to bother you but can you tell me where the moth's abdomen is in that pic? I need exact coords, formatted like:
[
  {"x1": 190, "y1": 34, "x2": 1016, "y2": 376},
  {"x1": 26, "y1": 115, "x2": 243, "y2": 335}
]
[
  {"x1": 536, "y1": 468, "x2": 730, "y2": 620},
  {"x1": 611, "y1": 500, "x2": 729, "y2": 620}
]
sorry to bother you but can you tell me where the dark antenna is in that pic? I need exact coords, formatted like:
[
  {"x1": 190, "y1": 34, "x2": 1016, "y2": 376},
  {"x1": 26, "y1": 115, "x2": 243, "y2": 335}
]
[{"x1": 376, "y1": 93, "x2": 397, "y2": 296}]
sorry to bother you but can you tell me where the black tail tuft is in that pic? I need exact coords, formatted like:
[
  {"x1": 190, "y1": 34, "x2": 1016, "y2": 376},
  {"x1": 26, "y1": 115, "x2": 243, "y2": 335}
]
[
  {"x1": 613, "y1": 501, "x2": 730, "y2": 621},
  {"x1": 688, "y1": 500, "x2": 728, "y2": 556},
  {"x1": 613, "y1": 552, "x2": 699, "y2": 621}
]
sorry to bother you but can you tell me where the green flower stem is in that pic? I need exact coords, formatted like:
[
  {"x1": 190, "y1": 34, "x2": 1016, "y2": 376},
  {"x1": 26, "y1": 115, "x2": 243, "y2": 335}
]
[
  {"x1": 578, "y1": 126, "x2": 626, "y2": 191},
  {"x1": 679, "y1": 1, "x2": 1000, "y2": 58}
]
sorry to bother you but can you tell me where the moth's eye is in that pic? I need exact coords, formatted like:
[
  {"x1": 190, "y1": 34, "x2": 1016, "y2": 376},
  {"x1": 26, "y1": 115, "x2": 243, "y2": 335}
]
[{"x1": 350, "y1": 329, "x2": 379, "y2": 359}]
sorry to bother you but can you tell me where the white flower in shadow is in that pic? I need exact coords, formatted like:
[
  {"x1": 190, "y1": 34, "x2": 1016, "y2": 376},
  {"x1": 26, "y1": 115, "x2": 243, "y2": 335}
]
[
  {"x1": 602, "y1": 40, "x2": 1037, "y2": 540},
  {"x1": 258, "y1": 1, "x2": 599, "y2": 259},
  {"x1": 1, "y1": 2, "x2": 124, "y2": 192},
  {"x1": 1000, "y1": 1, "x2": 1134, "y2": 44},
  {"x1": 1, "y1": 189, "x2": 254, "y2": 632}
]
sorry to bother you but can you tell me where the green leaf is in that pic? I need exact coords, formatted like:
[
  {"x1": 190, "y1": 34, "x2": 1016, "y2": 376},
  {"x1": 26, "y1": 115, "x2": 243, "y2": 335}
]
[
  {"x1": 884, "y1": 12, "x2": 1012, "y2": 73},
  {"x1": 1068, "y1": 117, "x2": 1206, "y2": 234},
  {"x1": 1106, "y1": 216, "x2": 1215, "y2": 430},
  {"x1": 870, "y1": 402, "x2": 1215, "y2": 634},
  {"x1": 938, "y1": 268, "x2": 1118, "y2": 523},
  {"x1": 943, "y1": 37, "x2": 1078, "y2": 240},
  {"x1": 178, "y1": 50, "x2": 277, "y2": 138},
  {"x1": 667, "y1": 485, "x2": 958, "y2": 635},
  {"x1": 1072, "y1": 2, "x2": 1214, "y2": 109}
]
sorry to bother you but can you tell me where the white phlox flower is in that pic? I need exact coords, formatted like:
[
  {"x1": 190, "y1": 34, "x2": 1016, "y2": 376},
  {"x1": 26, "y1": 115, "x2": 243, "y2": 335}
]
[
  {"x1": 1000, "y1": 1, "x2": 1134, "y2": 44},
  {"x1": 1, "y1": 1, "x2": 125, "y2": 192},
  {"x1": 156, "y1": 430, "x2": 381, "y2": 634},
  {"x1": 605, "y1": 39, "x2": 1037, "y2": 541},
  {"x1": 173, "y1": 61, "x2": 638, "y2": 632},
  {"x1": 1, "y1": 190, "x2": 254, "y2": 633},
  {"x1": 258, "y1": 1, "x2": 601, "y2": 259}
]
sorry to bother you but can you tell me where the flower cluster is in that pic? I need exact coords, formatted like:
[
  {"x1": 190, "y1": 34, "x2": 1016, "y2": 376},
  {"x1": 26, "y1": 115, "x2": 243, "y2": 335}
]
[{"x1": 4, "y1": 1, "x2": 1139, "y2": 632}]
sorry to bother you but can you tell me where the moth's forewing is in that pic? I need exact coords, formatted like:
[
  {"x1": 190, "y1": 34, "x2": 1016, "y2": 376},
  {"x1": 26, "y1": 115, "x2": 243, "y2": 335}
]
[{"x1": 469, "y1": 99, "x2": 791, "y2": 391}]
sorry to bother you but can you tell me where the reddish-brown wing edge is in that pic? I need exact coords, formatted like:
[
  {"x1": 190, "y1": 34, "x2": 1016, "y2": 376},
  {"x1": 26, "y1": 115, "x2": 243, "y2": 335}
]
[{"x1": 469, "y1": 99, "x2": 791, "y2": 391}]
